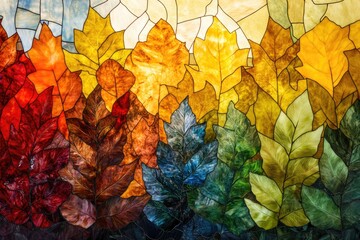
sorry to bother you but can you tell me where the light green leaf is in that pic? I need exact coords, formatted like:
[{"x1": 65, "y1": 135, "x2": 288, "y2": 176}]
[
  {"x1": 287, "y1": 91, "x2": 313, "y2": 140},
  {"x1": 320, "y1": 140, "x2": 348, "y2": 194},
  {"x1": 274, "y1": 112, "x2": 295, "y2": 154},
  {"x1": 290, "y1": 126, "x2": 323, "y2": 159},
  {"x1": 285, "y1": 157, "x2": 319, "y2": 187},
  {"x1": 244, "y1": 199, "x2": 278, "y2": 230},
  {"x1": 249, "y1": 173, "x2": 282, "y2": 213},
  {"x1": 279, "y1": 185, "x2": 309, "y2": 227},
  {"x1": 259, "y1": 133, "x2": 288, "y2": 188},
  {"x1": 301, "y1": 186, "x2": 341, "y2": 230}
]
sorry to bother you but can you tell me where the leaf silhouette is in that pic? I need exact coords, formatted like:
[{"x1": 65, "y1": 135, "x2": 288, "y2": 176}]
[
  {"x1": 142, "y1": 99, "x2": 218, "y2": 229},
  {"x1": 245, "y1": 91, "x2": 323, "y2": 229},
  {"x1": 0, "y1": 87, "x2": 72, "y2": 228},
  {"x1": 189, "y1": 105, "x2": 262, "y2": 235}
]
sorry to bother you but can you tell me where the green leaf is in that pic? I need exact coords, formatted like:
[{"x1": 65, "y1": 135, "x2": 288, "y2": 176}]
[
  {"x1": 190, "y1": 160, "x2": 259, "y2": 234},
  {"x1": 249, "y1": 173, "x2": 282, "y2": 213},
  {"x1": 320, "y1": 140, "x2": 348, "y2": 194},
  {"x1": 349, "y1": 145, "x2": 360, "y2": 171},
  {"x1": 143, "y1": 200, "x2": 175, "y2": 229},
  {"x1": 244, "y1": 199, "x2": 278, "y2": 230},
  {"x1": 214, "y1": 102, "x2": 260, "y2": 170},
  {"x1": 343, "y1": 174, "x2": 360, "y2": 204},
  {"x1": 289, "y1": 127, "x2": 323, "y2": 159},
  {"x1": 342, "y1": 199, "x2": 360, "y2": 229},
  {"x1": 274, "y1": 112, "x2": 295, "y2": 154},
  {"x1": 259, "y1": 133, "x2": 288, "y2": 188},
  {"x1": 340, "y1": 101, "x2": 360, "y2": 144},
  {"x1": 287, "y1": 91, "x2": 313, "y2": 140},
  {"x1": 301, "y1": 186, "x2": 341, "y2": 230},
  {"x1": 324, "y1": 127, "x2": 353, "y2": 164},
  {"x1": 279, "y1": 185, "x2": 309, "y2": 227}
]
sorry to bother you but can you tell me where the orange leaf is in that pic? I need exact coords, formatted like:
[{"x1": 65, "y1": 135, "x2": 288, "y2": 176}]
[
  {"x1": 125, "y1": 19, "x2": 189, "y2": 115},
  {"x1": 97, "y1": 59, "x2": 135, "y2": 110},
  {"x1": 0, "y1": 33, "x2": 19, "y2": 72},
  {"x1": 28, "y1": 24, "x2": 67, "y2": 79}
]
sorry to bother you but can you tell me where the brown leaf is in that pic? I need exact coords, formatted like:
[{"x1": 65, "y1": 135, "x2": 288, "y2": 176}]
[
  {"x1": 97, "y1": 195, "x2": 150, "y2": 229},
  {"x1": 97, "y1": 59, "x2": 135, "y2": 111},
  {"x1": 60, "y1": 194, "x2": 96, "y2": 229},
  {"x1": 95, "y1": 161, "x2": 137, "y2": 203}
]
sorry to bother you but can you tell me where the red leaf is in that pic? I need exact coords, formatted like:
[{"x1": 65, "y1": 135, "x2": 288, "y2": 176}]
[
  {"x1": 27, "y1": 87, "x2": 53, "y2": 128},
  {"x1": 0, "y1": 98, "x2": 21, "y2": 140},
  {"x1": 60, "y1": 195, "x2": 96, "y2": 229},
  {"x1": 0, "y1": 62, "x2": 26, "y2": 107},
  {"x1": 97, "y1": 194, "x2": 150, "y2": 229},
  {"x1": 0, "y1": 33, "x2": 19, "y2": 72},
  {"x1": 112, "y1": 91, "x2": 130, "y2": 129}
]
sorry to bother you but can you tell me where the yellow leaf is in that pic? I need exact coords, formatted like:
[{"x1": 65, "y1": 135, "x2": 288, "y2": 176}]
[
  {"x1": 64, "y1": 8, "x2": 129, "y2": 98},
  {"x1": 350, "y1": 20, "x2": 360, "y2": 49},
  {"x1": 274, "y1": 112, "x2": 295, "y2": 154},
  {"x1": 234, "y1": 67, "x2": 258, "y2": 115},
  {"x1": 279, "y1": 185, "x2": 309, "y2": 226},
  {"x1": 259, "y1": 133, "x2": 288, "y2": 189},
  {"x1": 254, "y1": 90, "x2": 280, "y2": 138},
  {"x1": 96, "y1": 59, "x2": 135, "y2": 110},
  {"x1": 74, "y1": 8, "x2": 114, "y2": 63},
  {"x1": 244, "y1": 199, "x2": 278, "y2": 230},
  {"x1": 186, "y1": 17, "x2": 249, "y2": 98},
  {"x1": 285, "y1": 157, "x2": 319, "y2": 187},
  {"x1": 296, "y1": 17, "x2": 355, "y2": 96},
  {"x1": 249, "y1": 173, "x2": 282, "y2": 212},
  {"x1": 125, "y1": 19, "x2": 189, "y2": 115}
]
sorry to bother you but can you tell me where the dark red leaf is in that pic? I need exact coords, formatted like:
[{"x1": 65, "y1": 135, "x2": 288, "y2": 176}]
[
  {"x1": 112, "y1": 91, "x2": 130, "y2": 129},
  {"x1": 27, "y1": 87, "x2": 53, "y2": 128},
  {"x1": 0, "y1": 62, "x2": 26, "y2": 107}
]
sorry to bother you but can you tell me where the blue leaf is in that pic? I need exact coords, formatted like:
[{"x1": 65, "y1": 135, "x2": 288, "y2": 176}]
[
  {"x1": 165, "y1": 98, "x2": 196, "y2": 152},
  {"x1": 183, "y1": 141, "x2": 218, "y2": 186},
  {"x1": 143, "y1": 200, "x2": 175, "y2": 229},
  {"x1": 184, "y1": 124, "x2": 206, "y2": 157},
  {"x1": 156, "y1": 141, "x2": 183, "y2": 186}
]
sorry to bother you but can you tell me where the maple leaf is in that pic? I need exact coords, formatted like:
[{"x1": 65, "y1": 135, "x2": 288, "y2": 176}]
[
  {"x1": 143, "y1": 99, "x2": 218, "y2": 229},
  {"x1": 27, "y1": 24, "x2": 82, "y2": 138},
  {"x1": 59, "y1": 86, "x2": 150, "y2": 229},
  {"x1": 0, "y1": 87, "x2": 72, "y2": 228},
  {"x1": 64, "y1": 8, "x2": 131, "y2": 97},
  {"x1": 124, "y1": 19, "x2": 189, "y2": 116},
  {"x1": 296, "y1": 17, "x2": 355, "y2": 96}
]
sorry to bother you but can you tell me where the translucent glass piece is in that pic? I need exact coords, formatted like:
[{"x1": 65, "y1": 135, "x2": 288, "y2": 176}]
[
  {"x1": 147, "y1": 0, "x2": 167, "y2": 23},
  {"x1": 110, "y1": 3, "x2": 137, "y2": 31},
  {"x1": 122, "y1": 0, "x2": 147, "y2": 17},
  {"x1": 313, "y1": 0, "x2": 343, "y2": 4},
  {"x1": 0, "y1": 0, "x2": 17, "y2": 36},
  {"x1": 41, "y1": 0, "x2": 63, "y2": 24},
  {"x1": 48, "y1": 21, "x2": 62, "y2": 36},
  {"x1": 94, "y1": 0, "x2": 120, "y2": 17},
  {"x1": 236, "y1": 28, "x2": 251, "y2": 49},
  {"x1": 16, "y1": 9, "x2": 40, "y2": 30},
  {"x1": 219, "y1": 0, "x2": 266, "y2": 22},
  {"x1": 268, "y1": 0, "x2": 291, "y2": 28},
  {"x1": 177, "y1": 0, "x2": 212, "y2": 22},
  {"x1": 205, "y1": 0, "x2": 218, "y2": 16},
  {"x1": 62, "y1": 0, "x2": 89, "y2": 42},
  {"x1": 139, "y1": 19, "x2": 155, "y2": 41},
  {"x1": 238, "y1": 5, "x2": 269, "y2": 44},
  {"x1": 18, "y1": 0, "x2": 41, "y2": 14},
  {"x1": 324, "y1": 0, "x2": 360, "y2": 27},
  {"x1": 124, "y1": 13, "x2": 149, "y2": 48},
  {"x1": 304, "y1": 0, "x2": 327, "y2": 32},
  {"x1": 288, "y1": 0, "x2": 305, "y2": 23},
  {"x1": 90, "y1": 0, "x2": 107, "y2": 7},
  {"x1": 17, "y1": 29, "x2": 36, "y2": 51},
  {"x1": 176, "y1": 18, "x2": 201, "y2": 49},
  {"x1": 198, "y1": 16, "x2": 213, "y2": 40},
  {"x1": 159, "y1": 0, "x2": 177, "y2": 30},
  {"x1": 216, "y1": 7, "x2": 239, "y2": 33}
]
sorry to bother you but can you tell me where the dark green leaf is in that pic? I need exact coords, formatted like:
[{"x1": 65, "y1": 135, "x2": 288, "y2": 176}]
[{"x1": 301, "y1": 186, "x2": 341, "y2": 230}]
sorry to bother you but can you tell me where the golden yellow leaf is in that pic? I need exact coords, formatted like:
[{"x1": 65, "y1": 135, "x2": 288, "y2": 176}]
[
  {"x1": 64, "y1": 8, "x2": 129, "y2": 97},
  {"x1": 234, "y1": 67, "x2": 258, "y2": 115},
  {"x1": 254, "y1": 90, "x2": 280, "y2": 138},
  {"x1": 296, "y1": 17, "x2": 355, "y2": 96},
  {"x1": 96, "y1": 59, "x2": 135, "y2": 110},
  {"x1": 350, "y1": 20, "x2": 360, "y2": 49},
  {"x1": 125, "y1": 19, "x2": 189, "y2": 115},
  {"x1": 186, "y1": 17, "x2": 249, "y2": 98}
]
